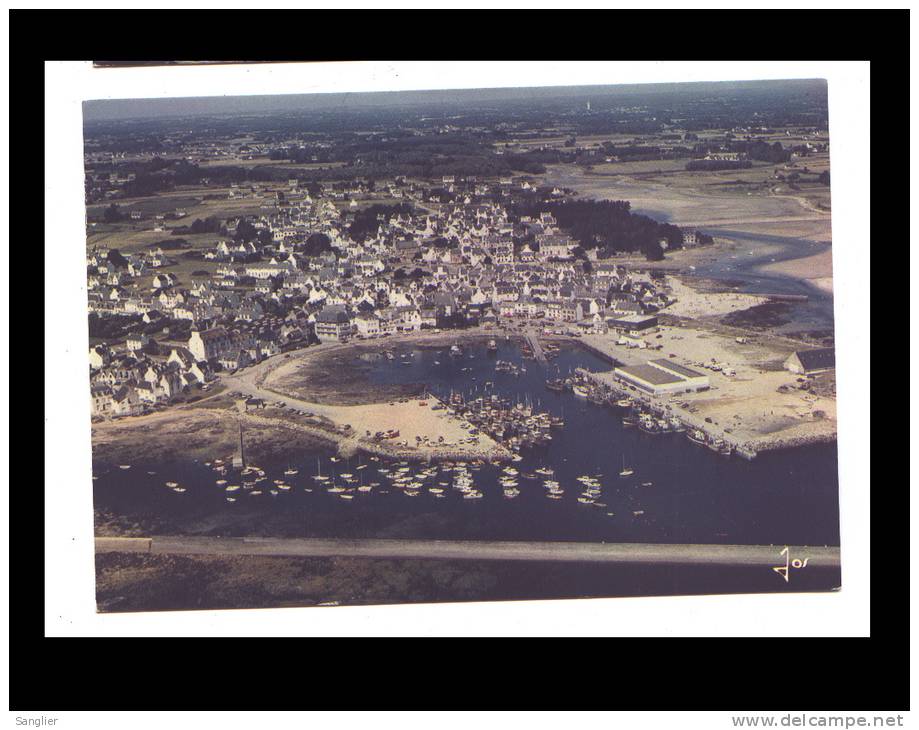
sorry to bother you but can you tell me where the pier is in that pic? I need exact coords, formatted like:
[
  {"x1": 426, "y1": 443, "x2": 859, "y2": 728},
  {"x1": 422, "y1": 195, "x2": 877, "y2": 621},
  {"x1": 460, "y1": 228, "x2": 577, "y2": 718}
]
[
  {"x1": 524, "y1": 327, "x2": 548, "y2": 364},
  {"x1": 95, "y1": 535, "x2": 840, "y2": 569}
]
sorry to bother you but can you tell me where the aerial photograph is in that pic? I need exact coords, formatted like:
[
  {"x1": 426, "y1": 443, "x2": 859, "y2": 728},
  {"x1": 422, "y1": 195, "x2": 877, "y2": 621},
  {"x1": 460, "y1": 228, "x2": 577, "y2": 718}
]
[{"x1": 84, "y1": 77, "x2": 840, "y2": 612}]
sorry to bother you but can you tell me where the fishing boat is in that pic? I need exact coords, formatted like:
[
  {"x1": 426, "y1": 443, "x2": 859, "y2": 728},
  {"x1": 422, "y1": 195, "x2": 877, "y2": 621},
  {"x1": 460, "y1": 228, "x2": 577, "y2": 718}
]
[
  {"x1": 619, "y1": 456, "x2": 634, "y2": 478},
  {"x1": 572, "y1": 385, "x2": 590, "y2": 399},
  {"x1": 709, "y1": 438, "x2": 733, "y2": 457},
  {"x1": 545, "y1": 378, "x2": 566, "y2": 392},
  {"x1": 225, "y1": 485, "x2": 240, "y2": 492},
  {"x1": 687, "y1": 429, "x2": 707, "y2": 446}
]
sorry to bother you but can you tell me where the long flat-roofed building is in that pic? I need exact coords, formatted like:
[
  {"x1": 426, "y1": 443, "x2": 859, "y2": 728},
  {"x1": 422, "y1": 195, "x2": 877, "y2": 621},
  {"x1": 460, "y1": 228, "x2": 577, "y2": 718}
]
[
  {"x1": 607, "y1": 313, "x2": 658, "y2": 333},
  {"x1": 614, "y1": 358, "x2": 710, "y2": 395}
]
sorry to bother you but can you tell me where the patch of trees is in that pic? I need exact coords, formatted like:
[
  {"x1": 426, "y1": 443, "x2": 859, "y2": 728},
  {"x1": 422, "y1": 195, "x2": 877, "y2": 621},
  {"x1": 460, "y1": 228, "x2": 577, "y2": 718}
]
[
  {"x1": 106, "y1": 249, "x2": 129, "y2": 269},
  {"x1": 171, "y1": 217, "x2": 225, "y2": 236},
  {"x1": 102, "y1": 204, "x2": 125, "y2": 223},
  {"x1": 393, "y1": 267, "x2": 428, "y2": 280},
  {"x1": 88, "y1": 312, "x2": 143, "y2": 340},
  {"x1": 347, "y1": 203, "x2": 415, "y2": 242},
  {"x1": 233, "y1": 219, "x2": 271, "y2": 246},
  {"x1": 303, "y1": 233, "x2": 333, "y2": 257},
  {"x1": 513, "y1": 198, "x2": 684, "y2": 261},
  {"x1": 742, "y1": 140, "x2": 792, "y2": 164}
]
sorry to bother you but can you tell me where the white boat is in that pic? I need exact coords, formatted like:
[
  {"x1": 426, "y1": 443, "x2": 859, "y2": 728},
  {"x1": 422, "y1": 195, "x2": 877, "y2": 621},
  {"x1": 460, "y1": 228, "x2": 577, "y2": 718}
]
[
  {"x1": 226, "y1": 497, "x2": 236, "y2": 502},
  {"x1": 225, "y1": 485, "x2": 240, "y2": 492},
  {"x1": 216, "y1": 479, "x2": 228, "y2": 485},
  {"x1": 249, "y1": 490, "x2": 263, "y2": 496},
  {"x1": 172, "y1": 487, "x2": 186, "y2": 493},
  {"x1": 165, "y1": 481, "x2": 178, "y2": 488},
  {"x1": 284, "y1": 468, "x2": 298, "y2": 476},
  {"x1": 119, "y1": 465, "x2": 131, "y2": 470},
  {"x1": 619, "y1": 455, "x2": 634, "y2": 477}
]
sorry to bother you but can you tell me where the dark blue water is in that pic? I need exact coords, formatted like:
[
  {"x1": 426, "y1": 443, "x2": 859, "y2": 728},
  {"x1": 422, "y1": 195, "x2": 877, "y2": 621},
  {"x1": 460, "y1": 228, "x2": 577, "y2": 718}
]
[{"x1": 93, "y1": 342, "x2": 840, "y2": 547}]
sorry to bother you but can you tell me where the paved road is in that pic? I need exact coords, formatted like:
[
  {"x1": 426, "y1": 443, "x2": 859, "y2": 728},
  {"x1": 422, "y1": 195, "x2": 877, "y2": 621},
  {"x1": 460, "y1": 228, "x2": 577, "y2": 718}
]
[{"x1": 96, "y1": 536, "x2": 840, "y2": 568}]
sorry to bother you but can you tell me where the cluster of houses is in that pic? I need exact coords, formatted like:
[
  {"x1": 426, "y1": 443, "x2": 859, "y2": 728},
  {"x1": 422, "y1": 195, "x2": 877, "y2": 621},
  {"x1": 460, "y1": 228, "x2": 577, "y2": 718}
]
[{"x1": 87, "y1": 173, "x2": 699, "y2": 418}]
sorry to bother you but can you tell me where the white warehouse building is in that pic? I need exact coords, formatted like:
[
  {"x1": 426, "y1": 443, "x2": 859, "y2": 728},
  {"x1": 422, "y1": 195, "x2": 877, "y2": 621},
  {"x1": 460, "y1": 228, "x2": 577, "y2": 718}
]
[{"x1": 614, "y1": 358, "x2": 710, "y2": 395}]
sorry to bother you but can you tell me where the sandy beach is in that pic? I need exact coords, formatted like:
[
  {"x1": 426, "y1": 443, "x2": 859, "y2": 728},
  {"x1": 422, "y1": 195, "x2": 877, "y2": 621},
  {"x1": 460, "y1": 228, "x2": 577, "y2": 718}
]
[
  {"x1": 222, "y1": 333, "x2": 514, "y2": 463},
  {"x1": 758, "y1": 249, "x2": 835, "y2": 294},
  {"x1": 663, "y1": 276, "x2": 769, "y2": 319}
]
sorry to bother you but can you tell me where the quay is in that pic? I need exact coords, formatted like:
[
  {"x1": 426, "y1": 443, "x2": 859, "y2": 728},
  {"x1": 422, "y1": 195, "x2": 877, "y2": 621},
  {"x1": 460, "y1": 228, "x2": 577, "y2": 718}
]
[
  {"x1": 95, "y1": 536, "x2": 840, "y2": 568},
  {"x1": 524, "y1": 327, "x2": 548, "y2": 364}
]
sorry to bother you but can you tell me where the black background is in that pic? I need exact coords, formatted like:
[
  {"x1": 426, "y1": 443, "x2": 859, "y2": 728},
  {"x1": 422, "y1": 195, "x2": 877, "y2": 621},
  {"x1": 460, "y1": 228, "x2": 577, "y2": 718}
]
[{"x1": 14, "y1": 7, "x2": 899, "y2": 712}]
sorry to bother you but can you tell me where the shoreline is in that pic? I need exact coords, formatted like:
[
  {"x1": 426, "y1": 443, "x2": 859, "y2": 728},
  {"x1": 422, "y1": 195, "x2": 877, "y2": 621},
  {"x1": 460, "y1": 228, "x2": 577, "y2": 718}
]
[{"x1": 93, "y1": 321, "x2": 836, "y2": 466}]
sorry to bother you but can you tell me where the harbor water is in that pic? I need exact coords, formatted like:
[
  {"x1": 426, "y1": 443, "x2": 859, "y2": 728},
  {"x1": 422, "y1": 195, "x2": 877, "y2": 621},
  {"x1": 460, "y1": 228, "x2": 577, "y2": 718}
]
[{"x1": 93, "y1": 341, "x2": 840, "y2": 548}]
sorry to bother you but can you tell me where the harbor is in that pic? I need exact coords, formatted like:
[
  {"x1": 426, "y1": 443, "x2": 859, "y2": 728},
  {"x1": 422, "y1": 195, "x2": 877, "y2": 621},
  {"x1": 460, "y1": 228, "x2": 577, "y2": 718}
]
[{"x1": 93, "y1": 339, "x2": 839, "y2": 548}]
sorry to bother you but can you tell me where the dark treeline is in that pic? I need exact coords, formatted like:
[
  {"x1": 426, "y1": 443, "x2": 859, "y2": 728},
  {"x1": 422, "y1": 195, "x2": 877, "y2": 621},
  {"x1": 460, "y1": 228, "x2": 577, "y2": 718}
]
[
  {"x1": 347, "y1": 203, "x2": 416, "y2": 242},
  {"x1": 513, "y1": 199, "x2": 684, "y2": 261}
]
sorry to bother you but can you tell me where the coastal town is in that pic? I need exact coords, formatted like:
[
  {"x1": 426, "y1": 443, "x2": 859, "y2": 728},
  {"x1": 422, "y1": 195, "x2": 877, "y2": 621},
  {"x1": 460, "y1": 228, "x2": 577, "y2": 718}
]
[
  {"x1": 87, "y1": 165, "x2": 835, "y2": 461},
  {"x1": 81, "y1": 77, "x2": 841, "y2": 614}
]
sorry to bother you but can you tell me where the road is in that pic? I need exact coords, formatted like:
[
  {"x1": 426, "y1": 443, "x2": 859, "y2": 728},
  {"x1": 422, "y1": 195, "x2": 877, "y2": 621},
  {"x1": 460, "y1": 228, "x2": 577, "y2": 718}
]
[{"x1": 96, "y1": 536, "x2": 840, "y2": 568}]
